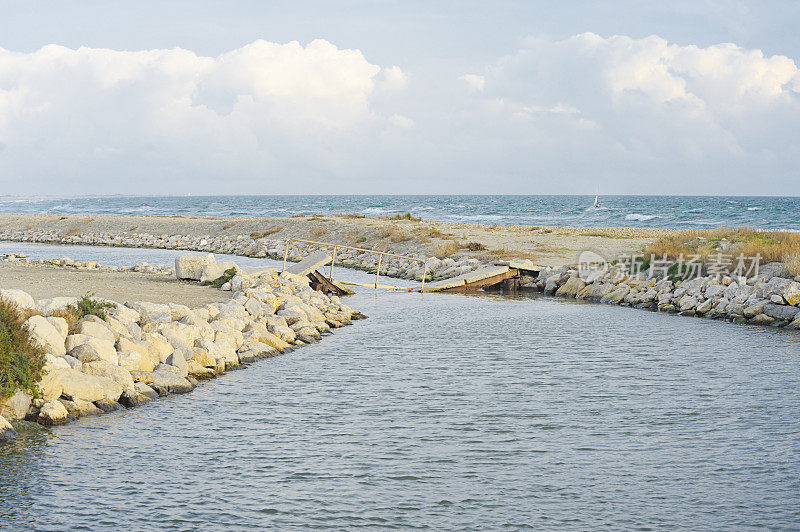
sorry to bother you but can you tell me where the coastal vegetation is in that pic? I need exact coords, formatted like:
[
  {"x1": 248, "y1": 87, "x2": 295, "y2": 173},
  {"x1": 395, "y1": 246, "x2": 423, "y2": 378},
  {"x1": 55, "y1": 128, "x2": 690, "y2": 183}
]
[
  {"x1": 434, "y1": 241, "x2": 460, "y2": 258},
  {"x1": 250, "y1": 226, "x2": 282, "y2": 239},
  {"x1": 645, "y1": 227, "x2": 800, "y2": 275},
  {"x1": 0, "y1": 298, "x2": 46, "y2": 403},
  {"x1": 203, "y1": 267, "x2": 238, "y2": 288},
  {"x1": 309, "y1": 224, "x2": 328, "y2": 238},
  {"x1": 68, "y1": 293, "x2": 117, "y2": 321},
  {"x1": 387, "y1": 212, "x2": 421, "y2": 221}
]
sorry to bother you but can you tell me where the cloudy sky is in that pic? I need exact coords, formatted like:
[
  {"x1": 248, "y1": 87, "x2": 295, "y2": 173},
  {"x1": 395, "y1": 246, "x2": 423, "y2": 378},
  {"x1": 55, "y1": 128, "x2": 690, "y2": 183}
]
[{"x1": 0, "y1": 1, "x2": 798, "y2": 195}]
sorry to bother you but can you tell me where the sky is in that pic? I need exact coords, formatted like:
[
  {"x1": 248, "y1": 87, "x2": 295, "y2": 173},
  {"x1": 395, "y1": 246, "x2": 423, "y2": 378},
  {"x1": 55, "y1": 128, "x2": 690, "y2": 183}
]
[{"x1": 0, "y1": 1, "x2": 798, "y2": 196}]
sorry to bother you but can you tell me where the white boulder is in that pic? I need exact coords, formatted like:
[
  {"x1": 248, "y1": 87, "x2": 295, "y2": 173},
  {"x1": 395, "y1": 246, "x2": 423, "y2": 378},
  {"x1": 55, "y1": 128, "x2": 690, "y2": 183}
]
[
  {"x1": 24, "y1": 315, "x2": 66, "y2": 356},
  {"x1": 0, "y1": 289, "x2": 35, "y2": 310},
  {"x1": 175, "y1": 253, "x2": 216, "y2": 281}
]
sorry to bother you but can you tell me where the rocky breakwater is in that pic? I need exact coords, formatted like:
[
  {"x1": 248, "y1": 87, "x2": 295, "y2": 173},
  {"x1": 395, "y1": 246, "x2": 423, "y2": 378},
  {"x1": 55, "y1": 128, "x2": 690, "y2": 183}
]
[
  {"x1": 3, "y1": 252, "x2": 174, "y2": 275},
  {"x1": 531, "y1": 264, "x2": 800, "y2": 330},
  {"x1": 0, "y1": 256, "x2": 363, "y2": 442},
  {"x1": 0, "y1": 227, "x2": 487, "y2": 283}
]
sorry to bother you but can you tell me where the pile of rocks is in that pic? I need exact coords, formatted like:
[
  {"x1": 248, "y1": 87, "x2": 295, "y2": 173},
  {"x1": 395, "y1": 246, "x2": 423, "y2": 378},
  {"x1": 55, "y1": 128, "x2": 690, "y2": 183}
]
[
  {"x1": 532, "y1": 264, "x2": 800, "y2": 329},
  {"x1": 0, "y1": 229, "x2": 487, "y2": 282},
  {"x1": 0, "y1": 259, "x2": 362, "y2": 441},
  {"x1": 3, "y1": 254, "x2": 175, "y2": 275}
]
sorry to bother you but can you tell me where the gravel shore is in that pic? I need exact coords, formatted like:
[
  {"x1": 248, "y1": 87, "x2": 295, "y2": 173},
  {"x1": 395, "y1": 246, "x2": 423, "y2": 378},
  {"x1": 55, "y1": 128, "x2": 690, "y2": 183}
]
[{"x1": 0, "y1": 213, "x2": 668, "y2": 269}]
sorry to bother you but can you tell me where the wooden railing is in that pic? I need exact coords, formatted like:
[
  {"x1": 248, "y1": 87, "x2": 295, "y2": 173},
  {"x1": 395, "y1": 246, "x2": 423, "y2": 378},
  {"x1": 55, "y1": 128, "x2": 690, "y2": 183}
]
[{"x1": 282, "y1": 239, "x2": 428, "y2": 292}]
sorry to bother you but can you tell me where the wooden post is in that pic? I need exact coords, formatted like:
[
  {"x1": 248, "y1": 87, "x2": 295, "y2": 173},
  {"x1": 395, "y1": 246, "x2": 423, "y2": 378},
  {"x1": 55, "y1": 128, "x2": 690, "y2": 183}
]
[{"x1": 375, "y1": 254, "x2": 383, "y2": 289}]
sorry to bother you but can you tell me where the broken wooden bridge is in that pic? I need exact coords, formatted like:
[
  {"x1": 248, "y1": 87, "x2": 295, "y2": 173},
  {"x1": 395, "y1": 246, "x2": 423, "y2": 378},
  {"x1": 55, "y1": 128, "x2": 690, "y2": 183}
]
[{"x1": 281, "y1": 239, "x2": 542, "y2": 295}]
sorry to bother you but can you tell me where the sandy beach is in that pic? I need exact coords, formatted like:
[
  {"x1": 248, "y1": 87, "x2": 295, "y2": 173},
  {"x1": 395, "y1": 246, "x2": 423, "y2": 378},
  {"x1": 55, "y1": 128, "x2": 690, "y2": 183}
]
[
  {"x1": 0, "y1": 213, "x2": 672, "y2": 269},
  {"x1": 0, "y1": 262, "x2": 227, "y2": 306}
]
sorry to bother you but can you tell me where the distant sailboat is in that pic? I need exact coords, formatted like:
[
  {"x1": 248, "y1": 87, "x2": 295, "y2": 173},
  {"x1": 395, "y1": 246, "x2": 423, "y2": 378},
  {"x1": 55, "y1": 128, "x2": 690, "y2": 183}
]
[{"x1": 592, "y1": 187, "x2": 600, "y2": 208}]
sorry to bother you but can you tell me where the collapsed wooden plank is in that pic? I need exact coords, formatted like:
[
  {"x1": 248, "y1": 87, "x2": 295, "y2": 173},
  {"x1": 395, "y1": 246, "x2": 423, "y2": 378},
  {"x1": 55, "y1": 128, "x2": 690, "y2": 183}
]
[
  {"x1": 286, "y1": 251, "x2": 332, "y2": 276},
  {"x1": 308, "y1": 270, "x2": 355, "y2": 296},
  {"x1": 422, "y1": 265, "x2": 513, "y2": 292}
]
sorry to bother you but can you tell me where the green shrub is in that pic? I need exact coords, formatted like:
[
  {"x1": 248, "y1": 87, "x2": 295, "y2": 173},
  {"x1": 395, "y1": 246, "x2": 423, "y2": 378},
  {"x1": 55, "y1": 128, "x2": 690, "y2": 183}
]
[
  {"x1": 389, "y1": 212, "x2": 421, "y2": 221},
  {"x1": 68, "y1": 292, "x2": 116, "y2": 321},
  {"x1": 0, "y1": 299, "x2": 46, "y2": 402},
  {"x1": 203, "y1": 268, "x2": 238, "y2": 288}
]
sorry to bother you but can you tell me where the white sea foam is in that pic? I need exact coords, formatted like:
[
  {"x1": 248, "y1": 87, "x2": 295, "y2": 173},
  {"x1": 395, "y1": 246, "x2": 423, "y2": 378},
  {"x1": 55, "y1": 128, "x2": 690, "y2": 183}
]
[{"x1": 625, "y1": 213, "x2": 657, "y2": 221}]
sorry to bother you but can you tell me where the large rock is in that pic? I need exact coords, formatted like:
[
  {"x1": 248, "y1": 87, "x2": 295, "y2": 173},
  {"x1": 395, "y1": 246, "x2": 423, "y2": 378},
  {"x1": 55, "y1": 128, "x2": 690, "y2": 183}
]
[
  {"x1": 59, "y1": 398, "x2": 102, "y2": 417},
  {"x1": 68, "y1": 338, "x2": 118, "y2": 365},
  {"x1": 0, "y1": 390, "x2": 32, "y2": 421},
  {"x1": 243, "y1": 323, "x2": 290, "y2": 352},
  {"x1": 762, "y1": 277, "x2": 792, "y2": 299},
  {"x1": 264, "y1": 316, "x2": 296, "y2": 343},
  {"x1": 149, "y1": 369, "x2": 194, "y2": 396},
  {"x1": 24, "y1": 315, "x2": 66, "y2": 356},
  {"x1": 187, "y1": 360, "x2": 216, "y2": 379},
  {"x1": 784, "y1": 282, "x2": 800, "y2": 306},
  {"x1": 46, "y1": 317, "x2": 69, "y2": 340},
  {"x1": 77, "y1": 319, "x2": 116, "y2": 344},
  {"x1": 141, "y1": 333, "x2": 174, "y2": 365},
  {"x1": 165, "y1": 350, "x2": 189, "y2": 377},
  {"x1": 108, "y1": 304, "x2": 141, "y2": 324},
  {"x1": 60, "y1": 368, "x2": 123, "y2": 403},
  {"x1": 191, "y1": 347, "x2": 217, "y2": 369},
  {"x1": 600, "y1": 285, "x2": 631, "y2": 305},
  {"x1": 37, "y1": 400, "x2": 70, "y2": 426},
  {"x1": 81, "y1": 361, "x2": 135, "y2": 392},
  {"x1": 117, "y1": 349, "x2": 154, "y2": 372},
  {"x1": 36, "y1": 297, "x2": 78, "y2": 316},
  {"x1": 763, "y1": 303, "x2": 799, "y2": 322},
  {"x1": 175, "y1": 253, "x2": 216, "y2": 281},
  {"x1": 555, "y1": 276, "x2": 586, "y2": 298},
  {"x1": 0, "y1": 289, "x2": 35, "y2": 310},
  {"x1": 200, "y1": 261, "x2": 239, "y2": 284},
  {"x1": 119, "y1": 382, "x2": 159, "y2": 407},
  {"x1": 1, "y1": 415, "x2": 17, "y2": 442}
]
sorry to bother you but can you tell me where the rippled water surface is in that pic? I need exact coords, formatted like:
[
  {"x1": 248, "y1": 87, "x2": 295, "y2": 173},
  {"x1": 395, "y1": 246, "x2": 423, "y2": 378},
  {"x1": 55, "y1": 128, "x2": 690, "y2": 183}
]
[
  {"x1": 1, "y1": 194, "x2": 799, "y2": 229},
  {"x1": 2, "y1": 247, "x2": 800, "y2": 530}
]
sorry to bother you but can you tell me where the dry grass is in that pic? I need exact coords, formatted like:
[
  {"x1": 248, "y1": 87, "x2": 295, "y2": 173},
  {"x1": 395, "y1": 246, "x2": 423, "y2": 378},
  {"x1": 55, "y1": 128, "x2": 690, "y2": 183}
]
[
  {"x1": 463, "y1": 242, "x2": 486, "y2": 251},
  {"x1": 309, "y1": 225, "x2": 328, "y2": 238},
  {"x1": 335, "y1": 213, "x2": 365, "y2": 219},
  {"x1": 64, "y1": 224, "x2": 83, "y2": 236},
  {"x1": 433, "y1": 242, "x2": 460, "y2": 258},
  {"x1": 785, "y1": 253, "x2": 800, "y2": 276},
  {"x1": 383, "y1": 212, "x2": 421, "y2": 222},
  {"x1": 412, "y1": 226, "x2": 451, "y2": 241},
  {"x1": 50, "y1": 307, "x2": 81, "y2": 335},
  {"x1": 346, "y1": 229, "x2": 367, "y2": 245},
  {"x1": 221, "y1": 221, "x2": 237, "y2": 230},
  {"x1": 645, "y1": 227, "x2": 800, "y2": 274},
  {"x1": 377, "y1": 225, "x2": 412, "y2": 243},
  {"x1": 488, "y1": 248, "x2": 538, "y2": 261},
  {"x1": 250, "y1": 226, "x2": 282, "y2": 239}
]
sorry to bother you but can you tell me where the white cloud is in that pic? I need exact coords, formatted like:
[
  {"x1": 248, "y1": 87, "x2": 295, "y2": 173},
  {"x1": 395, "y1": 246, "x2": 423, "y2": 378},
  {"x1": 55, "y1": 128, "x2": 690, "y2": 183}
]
[
  {"x1": 0, "y1": 39, "x2": 402, "y2": 192},
  {"x1": 379, "y1": 65, "x2": 408, "y2": 91},
  {"x1": 459, "y1": 74, "x2": 485, "y2": 92},
  {"x1": 445, "y1": 33, "x2": 800, "y2": 193},
  {"x1": 387, "y1": 114, "x2": 414, "y2": 129},
  {"x1": 0, "y1": 33, "x2": 798, "y2": 195}
]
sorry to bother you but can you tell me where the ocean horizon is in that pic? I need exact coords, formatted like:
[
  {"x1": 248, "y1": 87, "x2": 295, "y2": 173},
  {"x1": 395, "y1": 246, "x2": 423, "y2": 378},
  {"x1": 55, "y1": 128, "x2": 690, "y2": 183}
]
[{"x1": 1, "y1": 194, "x2": 798, "y2": 231}]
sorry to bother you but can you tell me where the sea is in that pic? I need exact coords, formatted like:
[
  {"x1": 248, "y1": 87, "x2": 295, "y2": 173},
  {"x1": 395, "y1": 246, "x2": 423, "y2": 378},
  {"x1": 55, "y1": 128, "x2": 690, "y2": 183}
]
[
  {"x1": 0, "y1": 195, "x2": 798, "y2": 230},
  {"x1": 1, "y1": 198, "x2": 800, "y2": 530}
]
